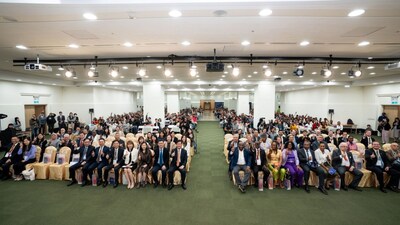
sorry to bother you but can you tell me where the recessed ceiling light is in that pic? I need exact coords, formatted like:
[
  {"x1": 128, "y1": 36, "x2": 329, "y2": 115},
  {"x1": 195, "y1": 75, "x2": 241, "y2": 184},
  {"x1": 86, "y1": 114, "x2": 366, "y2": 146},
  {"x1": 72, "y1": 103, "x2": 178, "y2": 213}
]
[
  {"x1": 224, "y1": 71, "x2": 228, "y2": 74},
  {"x1": 259, "y1": 9, "x2": 272, "y2": 17},
  {"x1": 144, "y1": 76, "x2": 149, "y2": 78},
  {"x1": 16, "y1": 79, "x2": 22, "y2": 82},
  {"x1": 169, "y1": 10, "x2": 182, "y2": 17},
  {"x1": 122, "y1": 66, "x2": 128, "y2": 70},
  {"x1": 372, "y1": 83, "x2": 377, "y2": 85},
  {"x1": 73, "y1": 77, "x2": 78, "y2": 79},
  {"x1": 196, "y1": 75, "x2": 199, "y2": 78},
  {"x1": 344, "y1": 85, "x2": 350, "y2": 88},
  {"x1": 38, "y1": 82, "x2": 43, "y2": 84},
  {"x1": 389, "y1": 81, "x2": 394, "y2": 83},
  {"x1": 300, "y1": 41, "x2": 310, "y2": 46},
  {"x1": 222, "y1": 75, "x2": 226, "y2": 78},
  {"x1": 358, "y1": 41, "x2": 370, "y2": 46},
  {"x1": 332, "y1": 66, "x2": 339, "y2": 69},
  {"x1": 367, "y1": 66, "x2": 375, "y2": 69},
  {"x1": 309, "y1": 79, "x2": 313, "y2": 81},
  {"x1": 58, "y1": 67, "x2": 64, "y2": 71},
  {"x1": 68, "y1": 44, "x2": 79, "y2": 48},
  {"x1": 348, "y1": 9, "x2": 365, "y2": 17},
  {"x1": 181, "y1": 41, "x2": 191, "y2": 46},
  {"x1": 248, "y1": 75, "x2": 252, "y2": 78},
  {"x1": 156, "y1": 65, "x2": 162, "y2": 69},
  {"x1": 369, "y1": 72, "x2": 376, "y2": 75},
  {"x1": 253, "y1": 71, "x2": 258, "y2": 74},
  {"x1": 368, "y1": 57, "x2": 373, "y2": 60},
  {"x1": 283, "y1": 71, "x2": 288, "y2": 74},
  {"x1": 341, "y1": 72, "x2": 346, "y2": 75},
  {"x1": 241, "y1": 40, "x2": 250, "y2": 46},
  {"x1": 220, "y1": 78, "x2": 223, "y2": 81},
  {"x1": 83, "y1": 13, "x2": 97, "y2": 20},
  {"x1": 120, "y1": 76, "x2": 125, "y2": 78},
  {"x1": 16, "y1": 45, "x2": 27, "y2": 50},
  {"x1": 311, "y1": 72, "x2": 317, "y2": 75},
  {"x1": 52, "y1": 83, "x2": 56, "y2": 85},
  {"x1": 123, "y1": 42, "x2": 133, "y2": 47},
  {"x1": 56, "y1": 73, "x2": 61, "y2": 76}
]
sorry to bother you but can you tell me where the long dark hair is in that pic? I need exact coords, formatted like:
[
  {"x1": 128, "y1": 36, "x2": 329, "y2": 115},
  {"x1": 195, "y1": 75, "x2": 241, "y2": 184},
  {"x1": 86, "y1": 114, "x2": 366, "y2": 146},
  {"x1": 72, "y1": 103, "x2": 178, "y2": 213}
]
[{"x1": 22, "y1": 137, "x2": 33, "y2": 152}]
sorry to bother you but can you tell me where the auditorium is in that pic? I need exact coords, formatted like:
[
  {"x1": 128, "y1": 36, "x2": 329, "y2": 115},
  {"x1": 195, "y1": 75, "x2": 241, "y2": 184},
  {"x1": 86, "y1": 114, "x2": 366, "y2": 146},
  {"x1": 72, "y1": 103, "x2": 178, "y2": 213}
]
[{"x1": 0, "y1": 1, "x2": 400, "y2": 225}]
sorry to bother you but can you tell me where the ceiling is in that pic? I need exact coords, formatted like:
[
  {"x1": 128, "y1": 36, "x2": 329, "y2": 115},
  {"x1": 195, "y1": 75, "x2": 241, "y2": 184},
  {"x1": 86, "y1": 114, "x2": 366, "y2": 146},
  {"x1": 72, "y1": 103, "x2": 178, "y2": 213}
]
[{"x1": 0, "y1": 0, "x2": 400, "y2": 93}]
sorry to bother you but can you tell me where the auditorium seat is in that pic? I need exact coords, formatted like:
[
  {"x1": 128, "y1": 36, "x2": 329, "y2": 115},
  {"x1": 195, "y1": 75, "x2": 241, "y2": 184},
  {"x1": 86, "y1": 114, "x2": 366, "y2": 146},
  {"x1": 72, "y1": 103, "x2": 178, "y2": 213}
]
[
  {"x1": 48, "y1": 147, "x2": 71, "y2": 180},
  {"x1": 32, "y1": 146, "x2": 57, "y2": 179}
]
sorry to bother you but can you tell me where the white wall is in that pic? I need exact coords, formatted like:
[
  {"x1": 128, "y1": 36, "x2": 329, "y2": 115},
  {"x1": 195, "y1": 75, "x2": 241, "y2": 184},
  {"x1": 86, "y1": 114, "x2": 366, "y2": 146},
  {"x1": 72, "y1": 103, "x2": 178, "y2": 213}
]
[
  {"x1": 0, "y1": 80, "x2": 136, "y2": 130},
  {"x1": 143, "y1": 82, "x2": 165, "y2": 125},
  {"x1": 254, "y1": 82, "x2": 275, "y2": 127},
  {"x1": 237, "y1": 92, "x2": 250, "y2": 115},
  {"x1": 166, "y1": 92, "x2": 180, "y2": 114}
]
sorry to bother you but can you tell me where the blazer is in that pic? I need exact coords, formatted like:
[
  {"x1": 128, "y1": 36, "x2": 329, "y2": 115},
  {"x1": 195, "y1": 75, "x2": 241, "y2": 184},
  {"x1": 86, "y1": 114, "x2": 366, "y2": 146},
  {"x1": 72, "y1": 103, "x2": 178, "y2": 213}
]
[
  {"x1": 325, "y1": 136, "x2": 338, "y2": 147},
  {"x1": 297, "y1": 147, "x2": 318, "y2": 166},
  {"x1": 109, "y1": 147, "x2": 124, "y2": 165},
  {"x1": 281, "y1": 149, "x2": 300, "y2": 166},
  {"x1": 227, "y1": 140, "x2": 239, "y2": 160},
  {"x1": 311, "y1": 141, "x2": 329, "y2": 151},
  {"x1": 74, "y1": 145, "x2": 96, "y2": 163},
  {"x1": 230, "y1": 147, "x2": 252, "y2": 169},
  {"x1": 153, "y1": 147, "x2": 170, "y2": 168},
  {"x1": 360, "y1": 136, "x2": 375, "y2": 148},
  {"x1": 95, "y1": 145, "x2": 110, "y2": 163},
  {"x1": 170, "y1": 147, "x2": 188, "y2": 168},
  {"x1": 331, "y1": 149, "x2": 356, "y2": 168},
  {"x1": 251, "y1": 148, "x2": 268, "y2": 167},
  {"x1": 4, "y1": 143, "x2": 21, "y2": 163},
  {"x1": 365, "y1": 148, "x2": 389, "y2": 169}
]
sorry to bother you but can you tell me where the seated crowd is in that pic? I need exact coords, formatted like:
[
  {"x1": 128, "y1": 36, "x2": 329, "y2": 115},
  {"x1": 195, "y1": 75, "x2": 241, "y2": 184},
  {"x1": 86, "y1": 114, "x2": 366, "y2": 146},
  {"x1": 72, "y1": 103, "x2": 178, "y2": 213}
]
[
  {"x1": 0, "y1": 108, "x2": 201, "y2": 191},
  {"x1": 218, "y1": 108, "x2": 400, "y2": 194}
]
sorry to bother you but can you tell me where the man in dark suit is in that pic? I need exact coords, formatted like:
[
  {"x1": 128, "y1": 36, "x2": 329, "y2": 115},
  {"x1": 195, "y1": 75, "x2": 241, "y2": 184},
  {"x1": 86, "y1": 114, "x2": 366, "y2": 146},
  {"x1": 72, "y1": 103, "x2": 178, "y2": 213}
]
[
  {"x1": 360, "y1": 130, "x2": 375, "y2": 149},
  {"x1": 95, "y1": 138, "x2": 110, "y2": 186},
  {"x1": 230, "y1": 142, "x2": 252, "y2": 193},
  {"x1": 365, "y1": 141, "x2": 400, "y2": 193},
  {"x1": 104, "y1": 140, "x2": 124, "y2": 188},
  {"x1": 332, "y1": 142, "x2": 363, "y2": 191},
  {"x1": 152, "y1": 140, "x2": 170, "y2": 188},
  {"x1": 0, "y1": 136, "x2": 21, "y2": 180},
  {"x1": 227, "y1": 134, "x2": 239, "y2": 176},
  {"x1": 298, "y1": 139, "x2": 328, "y2": 195},
  {"x1": 168, "y1": 140, "x2": 188, "y2": 190},
  {"x1": 311, "y1": 135, "x2": 329, "y2": 151},
  {"x1": 325, "y1": 131, "x2": 338, "y2": 147},
  {"x1": 81, "y1": 141, "x2": 98, "y2": 187},
  {"x1": 338, "y1": 131, "x2": 348, "y2": 144},
  {"x1": 67, "y1": 138, "x2": 94, "y2": 186},
  {"x1": 251, "y1": 142, "x2": 270, "y2": 188}
]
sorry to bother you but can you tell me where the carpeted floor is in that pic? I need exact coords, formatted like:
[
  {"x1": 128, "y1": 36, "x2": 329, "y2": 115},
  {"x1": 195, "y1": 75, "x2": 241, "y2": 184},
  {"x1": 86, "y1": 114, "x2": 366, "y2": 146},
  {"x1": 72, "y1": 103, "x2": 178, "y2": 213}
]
[{"x1": 0, "y1": 121, "x2": 399, "y2": 225}]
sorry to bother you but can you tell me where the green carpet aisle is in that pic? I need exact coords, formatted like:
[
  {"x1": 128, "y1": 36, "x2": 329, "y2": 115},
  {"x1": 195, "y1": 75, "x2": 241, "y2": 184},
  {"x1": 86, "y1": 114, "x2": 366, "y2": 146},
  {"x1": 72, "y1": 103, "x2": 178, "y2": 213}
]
[{"x1": 0, "y1": 121, "x2": 399, "y2": 225}]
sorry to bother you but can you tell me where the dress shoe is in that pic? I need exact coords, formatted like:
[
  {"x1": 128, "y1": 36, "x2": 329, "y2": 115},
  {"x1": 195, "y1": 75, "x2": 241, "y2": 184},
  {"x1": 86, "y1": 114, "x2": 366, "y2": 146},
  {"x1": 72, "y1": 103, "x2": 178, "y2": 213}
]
[
  {"x1": 318, "y1": 187, "x2": 328, "y2": 195},
  {"x1": 103, "y1": 182, "x2": 108, "y2": 188},
  {"x1": 67, "y1": 180, "x2": 77, "y2": 186},
  {"x1": 380, "y1": 187, "x2": 387, "y2": 193},
  {"x1": 154, "y1": 183, "x2": 158, "y2": 188},
  {"x1": 388, "y1": 186, "x2": 399, "y2": 193},
  {"x1": 162, "y1": 183, "x2": 167, "y2": 188},
  {"x1": 168, "y1": 184, "x2": 174, "y2": 190},
  {"x1": 238, "y1": 185, "x2": 245, "y2": 193},
  {"x1": 81, "y1": 181, "x2": 87, "y2": 187},
  {"x1": 97, "y1": 180, "x2": 102, "y2": 186},
  {"x1": 342, "y1": 186, "x2": 348, "y2": 191},
  {"x1": 181, "y1": 184, "x2": 187, "y2": 190},
  {"x1": 351, "y1": 187, "x2": 362, "y2": 192},
  {"x1": 113, "y1": 183, "x2": 118, "y2": 188},
  {"x1": 304, "y1": 186, "x2": 310, "y2": 193}
]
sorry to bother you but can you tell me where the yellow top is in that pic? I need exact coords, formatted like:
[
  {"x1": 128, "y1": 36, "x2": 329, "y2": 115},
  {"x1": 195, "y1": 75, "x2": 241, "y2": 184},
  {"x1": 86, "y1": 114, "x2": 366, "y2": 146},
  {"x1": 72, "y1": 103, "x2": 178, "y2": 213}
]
[{"x1": 268, "y1": 149, "x2": 282, "y2": 167}]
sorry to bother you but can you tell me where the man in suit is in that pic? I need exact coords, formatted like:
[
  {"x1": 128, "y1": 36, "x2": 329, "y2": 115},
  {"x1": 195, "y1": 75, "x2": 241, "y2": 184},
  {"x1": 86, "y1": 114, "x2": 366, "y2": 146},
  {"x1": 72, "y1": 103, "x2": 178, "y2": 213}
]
[
  {"x1": 331, "y1": 142, "x2": 363, "y2": 191},
  {"x1": 227, "y1": 134, "x2": 240, "y2": 177},
  {"x1": 57, "y1": 111, "x2": 66, "y2": 130},
  {"x1": 298, "y1": 139, "x2": 328, "y2": 195},
  {"x1": 251, "y1": 141, "x2": 269, "y2": 188},
  {"x1": 59, "y1": 134, "x2": 75, "y2": 161},
  {"x1": 152, "y1": 140, "x2": 170, "y2": 188},
  {"x1": 311, "y1": 135, "x2": 329, "y2": 151},
  {"x1": 95, "y1": 138, "x2": 110, "y2": 186},
  {"x1": 338, "y1": 131, "x2": 348, "y2": 144},
  {"x1": 365, "y1": 141, "x2": 400, "y2": 193},
  {"x1": 67, "y1": 138, "x2": 94, "y2": 186},
  {"x1": 81, "y1": 141, "x2": 98, "y2": 187},
  {"x1": 360, "y1": 130, "x2": 375, "y2": 149},
  {"x1": 168, "y1": 140, "x2": 188, "y2": 190},
  {"x1": 114, "y1": 132, "x2": 125, "y2": 149},
  {"x1": 0, "y1": 136, "x2": 21, "y2": 180},
  {"x1": 104, "y1": 140, "x2": 124, "y2": 188},
  {"x1": 230, "y1": 142, "x2": 252, "y2": 193},
  {"x1": 325, "y1": 131, "x2": 338, "y2": 147}
]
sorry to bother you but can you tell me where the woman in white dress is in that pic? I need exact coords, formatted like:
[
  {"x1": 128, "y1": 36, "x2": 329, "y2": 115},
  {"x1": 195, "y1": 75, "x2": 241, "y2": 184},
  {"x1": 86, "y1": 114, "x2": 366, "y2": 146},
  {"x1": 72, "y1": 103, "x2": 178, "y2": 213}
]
[{"x1": 123, "y1": 140, "x2": 138, "y2": 189}]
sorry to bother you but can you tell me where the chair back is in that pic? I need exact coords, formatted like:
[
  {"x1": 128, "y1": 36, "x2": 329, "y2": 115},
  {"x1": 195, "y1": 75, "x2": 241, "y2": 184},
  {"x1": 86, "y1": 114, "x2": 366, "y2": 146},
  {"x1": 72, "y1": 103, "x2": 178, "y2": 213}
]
[
  {"x1": 58, "y1": 147, "x2": 72, "y2": 164},
  {"x1": 382, "y1": 143, "x2": 391, "y2": 151},
  {"x1": 175, "y1": 134, "x2": 182, "y2": 140},
  {"x1": 35, "y1": 146, "x2": 42, "y2": 162},
  {"x1": 126, "y1": 133, "x2": 135, "y2": 139},
  {"x1": 44, "y1": 146, "x2": 57, "y2": 163}
]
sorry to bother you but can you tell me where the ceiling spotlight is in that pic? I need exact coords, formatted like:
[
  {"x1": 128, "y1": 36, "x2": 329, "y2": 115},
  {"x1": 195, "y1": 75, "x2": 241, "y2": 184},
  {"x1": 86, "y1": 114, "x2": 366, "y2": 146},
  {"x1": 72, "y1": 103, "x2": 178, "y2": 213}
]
[
  {"x1": 164, "y1": 68, "x2": 172, "y2": 77},
  {"x1": 156, "y1": 65, "x2": 162, "y2": 69},
  {"x1": 358, "y1": 41, "x2": 370, "y2": 46},
  {"x1": 16, "y1": 45, "x2": 28, "y2": 50},
  {"x1": 122, "y1": 66, "x2": 128, "y2": 70},
  {"x1": 138, "y1": 68, "x2": 146, "y2": 77},
  {"x1": 367, "y1": 66, "x2": 375, "y2": 69},
  {"x1": 241, "y1": 40, "x2": 250, "y2": 46},
  {"x1": 293, "y1": 68, "x2": 304, "y2": 77},
  {"x1": 83, "y1": 13, "x2": 97, "y2": 20},
  {"x1": 259, "y1": 9, "x2": 272, "y2": 17},
  {"x1": 312, "y1": 72, "x2": 317, "y2": 75},
  {"x1": 68, "y1": 44, "x2": 79, "y2": 49},
  {"x1": 321, "y1": 68, "x2": 332, "y2": 77},
  {"x1": 232, "y1": 67, "x2": 240, "y2": 76},
  {"x1": 88, "y1": 70, "x2": 95, "y2": 77},
  {"x1": 348, "y1": 9, "x2": 365, "y2": 17},
  {"x1": 264, "y1": 68, "x2": 272, "y2": 77},
  {"x1": 300, "y1": 41, "x2": 310, "y2": 46},
  {"x1": 65, "y1": 70, "x2": 73, "y2": 78},
  {"x1": 109, "y1": 67, "x2": 119, "y2": 77},
  {"x1": 89, "y1": 65, "x2": 96, "y2": 70},
  {"x1": 190, "y1": 68, "x2": 197, "y2": 77},
  {"x1": 58, "y1": 66, "x2": 65, "y2": 71},
  {"x1": 354, "y1": 70, "x2": 362, "y2": 77},
  {"x1": 169, "y1": 10, "x2": 182, "y2": 17},
  {"x1": 332, "y1": 66, "x2": 339, "y2": 69},
  {"x1": 227, "y1": 64, "x2": 233, "y2": 69}
]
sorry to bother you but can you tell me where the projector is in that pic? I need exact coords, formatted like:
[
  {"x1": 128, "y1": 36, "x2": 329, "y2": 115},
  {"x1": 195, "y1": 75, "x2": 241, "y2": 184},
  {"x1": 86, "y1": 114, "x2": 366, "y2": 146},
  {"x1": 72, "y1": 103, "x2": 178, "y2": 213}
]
[
  {"x1": 24, "y1": 63, "x2": 52, "y2": 72},
  {"x1": 206, "y1": 62, "x2": 224, "y2": 72},
  {"x1": 385, "y1": 62, "x2": 400, "y2": 70}
]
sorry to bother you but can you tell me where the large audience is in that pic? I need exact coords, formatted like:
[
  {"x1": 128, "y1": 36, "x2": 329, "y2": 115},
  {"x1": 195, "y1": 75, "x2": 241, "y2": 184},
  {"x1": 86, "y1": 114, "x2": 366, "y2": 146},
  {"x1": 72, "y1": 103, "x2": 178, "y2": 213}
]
[
  {"x1": 0, "y1": 108, "x2": 201, "y2": 191},
  {"x1": 217, "y1": 108, "x2": 400, "y2": 194}
]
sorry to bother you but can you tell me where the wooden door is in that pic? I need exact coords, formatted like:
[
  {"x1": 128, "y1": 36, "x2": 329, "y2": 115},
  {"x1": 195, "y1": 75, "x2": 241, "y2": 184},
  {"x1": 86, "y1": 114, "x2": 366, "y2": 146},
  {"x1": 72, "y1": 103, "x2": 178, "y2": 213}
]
[{"x1": 383, "y1": 105, "x2": 399, "y2": 124}]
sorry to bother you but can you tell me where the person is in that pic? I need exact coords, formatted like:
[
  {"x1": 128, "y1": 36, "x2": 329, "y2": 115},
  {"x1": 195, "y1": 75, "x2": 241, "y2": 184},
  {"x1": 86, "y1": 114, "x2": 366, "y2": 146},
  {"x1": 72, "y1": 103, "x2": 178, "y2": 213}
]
[
  {"x1": 325, "y1": 131, "x2": 338, "y2": 147},
  {"x1": 58, "y1": 134, "x2": 74, "y2": 160},
  {"x1": 347, "y1": 136, "x2": 359, "y2": 152},
  {"x1": 14, "y1": 117, "x2": 22, "y2": 132},
  {"x1": 32, "y1": 133, "x2": 47, "y2": 161},
  {"x1": 137, "y1": 142, "x2": 152, "y2": 188},
  {"x1": 251, "y1": 142, "x2": 270, "y2": 188},
  {"x1": 230, "y1": 142, "x2": 252, "y2": 193},
  {"x1": 381, "y1": 119, "x2": 391, "y2": 144},
  {"x1": 386, "y1": 143, "x2": 400, "y2": 174},
  {"x1": 13, "y1": 137, "x2": 37, "y2": 181},
  {"x1": 365, "y1": 141, "x2": 399, "y2": 193},
  {"x1": 338, "y1": 131, "x2": 348, "y2": 144},
  {"x1": 297, "y1": 139, "x2": 328, "y2": 194},
  {"x1": 57, "y1": 111, "x2": 66, "y2": 130},
  {"x1": 393, "y1": 118, "x2": 399, "y2": 143},
  {"x1": 0, "y1": 136, "x2": 20, "y2": 180},
  {"x1": 282, "y1": 142, "x2": 304, "y2": 188},
  {"x1": 227, "y1": 134, "x2": 240, "y2": 176},
  {"x1": 314, "y1": 142, "x2": 337, "y2": 190},
  {"x1": 46, "y1": 113, "x2": 56, "y2": 134},
  {"x1": 67, "y1": 138, "x2": 94, "y2": 186},
  {"x1": 67, "y1": 112, "x2": 76, "y2": 130},
  {"x1": 80, "y1": 141, "x2": 98, "y2": 187},
  {"x1": 331, "y1": 142, "x2": 363, "y2": 191},
  {"x1": 259, "y1": 134, "x2": 271, "y2": 152},
  {"x1": 95, "y1": 138, "x2": 110, "y2": 187},
  {"x1": 361, "y1": 130, "x2": 375, "y2": 149},
  {"x1": 123, "y1": 140, "x2": 138, "y2": 189},
  {"x1": 114, "y1": 132, "x2": 125, "y2": 149},
  {"x1": 311, "y1": 135, "x2": 328, "y2": 151},
  {"x1": 104, "y1": 140, "x2": 124, "y2": 188},
  {"x1": 47, "y1": 133, "x2": 60, "y2": 149},
  {"x1": 38, "y1": 111, "x2": 47, "y2": 134},
  {"x1": 29, "y1": 114, "x2": 39, "y2": 139},
  {"x1": 152, "y1": 140, "x2": 170, "y2": 188},
  {"x1": 267, "y1": 141, "x2": 286, "y2": 188},
  {"x1": 168, "y1": 140, "x2": 188, "y2": 190}
]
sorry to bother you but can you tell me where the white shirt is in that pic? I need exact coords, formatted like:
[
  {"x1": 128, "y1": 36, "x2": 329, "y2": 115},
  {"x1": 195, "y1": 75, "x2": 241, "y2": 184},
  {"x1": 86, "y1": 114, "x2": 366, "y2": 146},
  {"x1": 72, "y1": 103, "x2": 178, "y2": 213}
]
[
  {"x1": 260, "y1": 141, "x2": 270, "y2": 151},
  {"x1": 255, "y1": 148, "x2": 262, "y2": 166},
  {"x1": 315, "y1": 149, "x2": 330, "y2": 165},
  {"x1": 340, "y1": 151, "x2": 350, "y2": 167},
  {"x1": 304, "y1": 148, "x2": 313, "y2": 163},
  {"x1": 237, "y1": 149, "x2": 246, "y2": 165}
]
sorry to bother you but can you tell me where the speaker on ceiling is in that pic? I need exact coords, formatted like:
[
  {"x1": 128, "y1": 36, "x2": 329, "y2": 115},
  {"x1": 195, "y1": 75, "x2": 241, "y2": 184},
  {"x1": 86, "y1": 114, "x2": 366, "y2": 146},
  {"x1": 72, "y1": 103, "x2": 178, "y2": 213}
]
[
  {"x1": 328, "y1": 109, "x2": 334, "y2": 114},
  {"x1": 89, "y1": 108, "x2": 94, "y2": 113}
]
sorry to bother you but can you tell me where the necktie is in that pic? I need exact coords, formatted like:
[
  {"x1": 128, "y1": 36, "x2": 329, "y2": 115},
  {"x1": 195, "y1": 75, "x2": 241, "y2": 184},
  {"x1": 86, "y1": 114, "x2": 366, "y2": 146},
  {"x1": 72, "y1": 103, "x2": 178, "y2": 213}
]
[
  {"x1": 305, "y1": 150, "x2": 309, "y2": 161},
  {"x1": 115, "y1": 149, "x2": 118, "y2": 160},
  {"x1": 368, "y1": 137, "x2": 371, "y2": 145},
  {"x1": 159, "y1": 149, "x2": 163, "y2": 165},
  {"x1": 97, "y1": 147, "x2": 103, "y2": 162},
  {"x1": 256, "y1": 149, "x2": 260, "y2": 160},
  {"x1": 176, "y1": 149, "x2": 181, "y2": 167}
]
